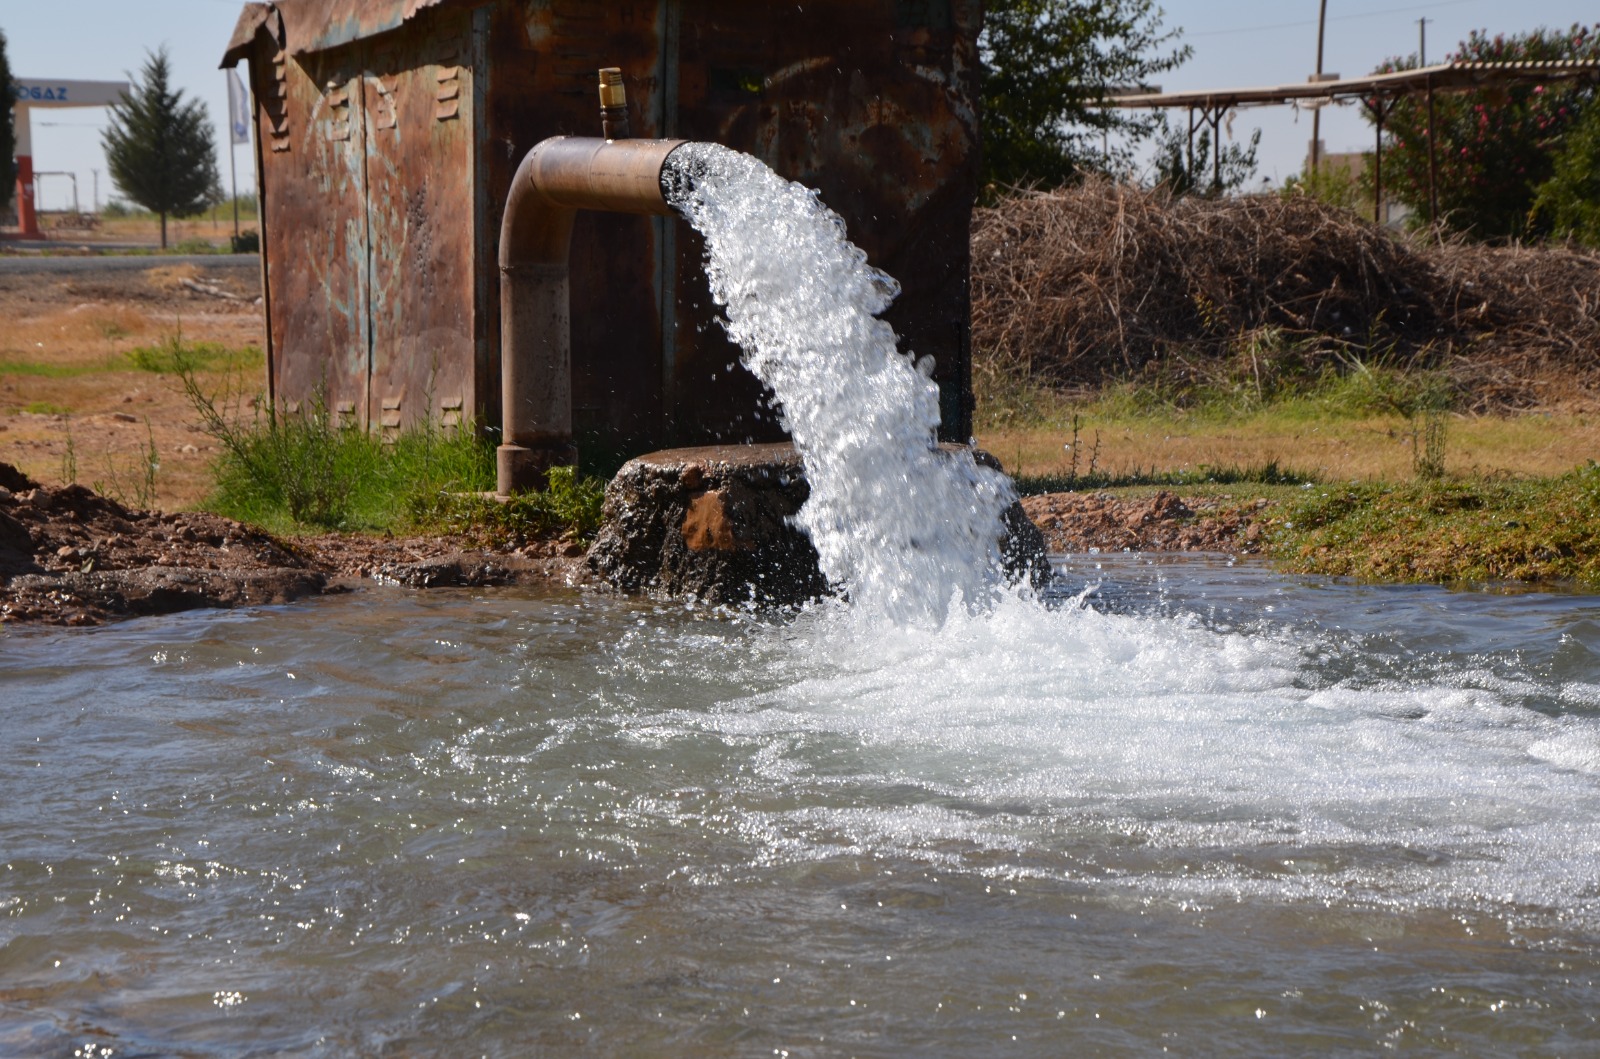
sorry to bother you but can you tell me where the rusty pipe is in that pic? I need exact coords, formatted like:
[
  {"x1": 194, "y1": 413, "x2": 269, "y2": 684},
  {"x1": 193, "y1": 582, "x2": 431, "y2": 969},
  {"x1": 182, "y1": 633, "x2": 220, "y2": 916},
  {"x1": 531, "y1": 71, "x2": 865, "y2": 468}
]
[{"x1": 497, "y1": 135, "x2": 688, "y2": 496}]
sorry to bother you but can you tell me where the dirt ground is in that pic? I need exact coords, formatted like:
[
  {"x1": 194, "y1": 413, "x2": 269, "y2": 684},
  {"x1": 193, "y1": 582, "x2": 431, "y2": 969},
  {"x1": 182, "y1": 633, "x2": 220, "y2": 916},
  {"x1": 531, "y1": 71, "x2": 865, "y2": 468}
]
[
  {"x1": 25, "y1": 211, "x2": 257, "y2": 249},
  {"x1": 0, "y1": 260, "x2": 263, "y2": 509},
  {"x1": 0, "y1": 462, "x2": 590, "y2": 627}
]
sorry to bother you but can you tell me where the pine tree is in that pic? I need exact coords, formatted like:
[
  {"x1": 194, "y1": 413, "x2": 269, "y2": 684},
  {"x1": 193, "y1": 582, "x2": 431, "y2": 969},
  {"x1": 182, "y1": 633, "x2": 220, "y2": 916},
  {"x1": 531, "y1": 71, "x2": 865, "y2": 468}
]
[
  {"x1": 103, "y1": 47, "x2": 221, "y2": 248},
  {"x1": 1, "y1": 30, "x2": 17, "y2": 217}
]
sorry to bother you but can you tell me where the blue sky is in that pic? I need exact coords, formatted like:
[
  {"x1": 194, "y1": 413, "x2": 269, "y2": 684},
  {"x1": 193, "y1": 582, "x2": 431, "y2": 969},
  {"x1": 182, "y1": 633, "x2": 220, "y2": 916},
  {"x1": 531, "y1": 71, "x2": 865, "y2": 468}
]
[{"x1": 3, "y1": 0, "x2": 1595, "y2": 210}]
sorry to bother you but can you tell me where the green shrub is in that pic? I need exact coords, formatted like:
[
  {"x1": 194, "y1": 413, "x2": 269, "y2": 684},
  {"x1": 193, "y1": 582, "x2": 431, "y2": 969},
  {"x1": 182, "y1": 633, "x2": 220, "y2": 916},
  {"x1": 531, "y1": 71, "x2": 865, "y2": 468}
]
[
  {"x1": 173, "y1": 236, "x2": 221, "y2": 254},
  {"x1": 180, "y1": 361, "x2": 605, "y2": 538}
]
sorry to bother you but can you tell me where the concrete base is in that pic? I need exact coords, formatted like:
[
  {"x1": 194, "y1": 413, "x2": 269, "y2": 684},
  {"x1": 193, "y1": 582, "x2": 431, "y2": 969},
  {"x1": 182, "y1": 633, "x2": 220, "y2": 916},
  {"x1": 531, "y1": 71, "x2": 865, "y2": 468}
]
[{"x1": 585, "y1": 442, "x2": 1050, "y2": 607}]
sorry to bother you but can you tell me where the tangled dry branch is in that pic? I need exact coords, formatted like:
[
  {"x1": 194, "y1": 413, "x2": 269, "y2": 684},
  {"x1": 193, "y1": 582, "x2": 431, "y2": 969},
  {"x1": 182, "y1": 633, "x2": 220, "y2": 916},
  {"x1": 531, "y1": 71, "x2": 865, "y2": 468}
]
[{"x1": 970, "y1": 180, "x2": 1600, "y2": 410}]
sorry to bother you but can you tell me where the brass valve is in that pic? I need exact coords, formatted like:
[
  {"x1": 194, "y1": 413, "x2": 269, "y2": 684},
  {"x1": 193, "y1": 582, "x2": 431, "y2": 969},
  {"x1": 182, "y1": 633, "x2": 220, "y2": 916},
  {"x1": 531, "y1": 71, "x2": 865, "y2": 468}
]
[{"x1": 599, "y1": 67, "x2": 629, "y2": 140}]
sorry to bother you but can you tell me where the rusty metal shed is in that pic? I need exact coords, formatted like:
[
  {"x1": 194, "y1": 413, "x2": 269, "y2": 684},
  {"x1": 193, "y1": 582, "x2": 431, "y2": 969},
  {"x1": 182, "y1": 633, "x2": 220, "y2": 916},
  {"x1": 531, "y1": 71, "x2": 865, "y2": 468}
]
[{"x1": 221, "y1": 0, "x2": 981, "y2": 469}]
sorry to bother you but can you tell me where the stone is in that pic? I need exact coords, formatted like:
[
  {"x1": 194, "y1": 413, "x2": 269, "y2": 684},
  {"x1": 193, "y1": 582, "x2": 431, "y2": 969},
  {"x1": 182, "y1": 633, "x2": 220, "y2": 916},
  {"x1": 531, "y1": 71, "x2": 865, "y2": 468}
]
[{"x1": 587, "y1": 442, "x2": 1051, "y2": 607}]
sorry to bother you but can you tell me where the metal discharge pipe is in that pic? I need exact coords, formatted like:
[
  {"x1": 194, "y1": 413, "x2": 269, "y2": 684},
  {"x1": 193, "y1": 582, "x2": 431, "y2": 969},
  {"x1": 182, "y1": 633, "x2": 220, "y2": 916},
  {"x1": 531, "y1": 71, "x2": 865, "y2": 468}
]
[{"x1": 496, "y1": 134, "x2": 688, "y2": 495}]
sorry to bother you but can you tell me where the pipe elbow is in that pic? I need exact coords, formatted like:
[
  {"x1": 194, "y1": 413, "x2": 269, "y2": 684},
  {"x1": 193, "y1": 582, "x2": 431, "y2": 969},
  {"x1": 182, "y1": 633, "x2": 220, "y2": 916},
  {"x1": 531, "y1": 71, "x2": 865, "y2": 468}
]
[{"x1": 499, "y1": 136, "x2": 689, "y2": 270}]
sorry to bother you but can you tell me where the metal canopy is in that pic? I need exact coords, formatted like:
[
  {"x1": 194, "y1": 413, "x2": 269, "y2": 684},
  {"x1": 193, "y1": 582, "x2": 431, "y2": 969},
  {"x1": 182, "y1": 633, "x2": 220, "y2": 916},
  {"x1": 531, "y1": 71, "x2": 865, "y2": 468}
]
[
  {"x1": 1098, "y1": 60, "x2": 1600, "y2": 225},
  {"x1": 1100, "y1": 59, "x2": 1600, "y2": 111}
]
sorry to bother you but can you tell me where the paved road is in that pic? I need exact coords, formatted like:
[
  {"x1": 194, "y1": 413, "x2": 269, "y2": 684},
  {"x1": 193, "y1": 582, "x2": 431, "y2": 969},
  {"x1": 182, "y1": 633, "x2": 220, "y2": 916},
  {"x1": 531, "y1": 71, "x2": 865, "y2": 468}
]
[{"x1": 0, "y1": 253, "x2": 259, "y2": 275}]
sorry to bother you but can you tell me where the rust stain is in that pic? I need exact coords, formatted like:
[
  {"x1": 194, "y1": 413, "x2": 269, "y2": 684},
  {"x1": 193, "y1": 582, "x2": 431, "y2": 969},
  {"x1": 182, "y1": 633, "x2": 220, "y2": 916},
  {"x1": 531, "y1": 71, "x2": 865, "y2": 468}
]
[{"x1": 680, "y1": 490, "x2": 740, "y2": 552}]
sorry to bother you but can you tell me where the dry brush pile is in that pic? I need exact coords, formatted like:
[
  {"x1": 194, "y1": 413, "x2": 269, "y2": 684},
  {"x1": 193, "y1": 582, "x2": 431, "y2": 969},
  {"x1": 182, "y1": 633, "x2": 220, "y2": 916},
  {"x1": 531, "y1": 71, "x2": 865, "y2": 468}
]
[{"x1": 970, "y1": 179, "x2": 1600, "y2": 410}]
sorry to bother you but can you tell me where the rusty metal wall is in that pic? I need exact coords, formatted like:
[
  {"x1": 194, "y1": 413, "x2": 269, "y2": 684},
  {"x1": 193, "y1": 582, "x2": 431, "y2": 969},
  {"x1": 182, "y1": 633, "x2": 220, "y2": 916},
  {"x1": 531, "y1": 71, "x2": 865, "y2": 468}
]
[
  {"x1": 253, "y1": 42, "x2": 373, "y2": 425},
  {"x1": 666, "y1": 0, "x2": 981, "y2": 444},
  {"x1": 485, "y1": 0, "x2": 671, "y2": 467},
  {"x1": 234, "y1": 0, "x2": 979, "y2": 463},
  {"x1": 361, "y1": 12, "x2": 480, "y2": 437}
]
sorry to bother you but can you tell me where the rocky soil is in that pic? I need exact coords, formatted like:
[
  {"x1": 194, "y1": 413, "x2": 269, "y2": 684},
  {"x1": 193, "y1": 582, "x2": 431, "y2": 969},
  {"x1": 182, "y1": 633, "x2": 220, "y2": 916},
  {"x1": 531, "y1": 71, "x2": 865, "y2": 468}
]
[
  {"x1": 0, "y1": 463, "x2": 588, "y2": 627},
  {"x1": 1021, "y1": 490, "x2": 1275, "y2": 556}
]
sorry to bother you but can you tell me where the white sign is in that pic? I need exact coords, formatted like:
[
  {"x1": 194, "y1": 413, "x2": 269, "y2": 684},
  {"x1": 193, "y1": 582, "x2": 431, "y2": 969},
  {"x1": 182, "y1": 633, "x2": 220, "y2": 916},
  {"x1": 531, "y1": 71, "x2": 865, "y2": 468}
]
[{"x1": 10, "y1": 79, "x2": 130, "y2": 108}]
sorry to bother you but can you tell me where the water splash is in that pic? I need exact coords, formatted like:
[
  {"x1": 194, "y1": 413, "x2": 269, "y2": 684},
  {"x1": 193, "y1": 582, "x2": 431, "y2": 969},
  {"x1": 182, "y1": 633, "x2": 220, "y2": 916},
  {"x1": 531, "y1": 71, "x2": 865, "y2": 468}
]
[{"x1": 665, "y1": 144, "x2": 1016, "y2": 627}]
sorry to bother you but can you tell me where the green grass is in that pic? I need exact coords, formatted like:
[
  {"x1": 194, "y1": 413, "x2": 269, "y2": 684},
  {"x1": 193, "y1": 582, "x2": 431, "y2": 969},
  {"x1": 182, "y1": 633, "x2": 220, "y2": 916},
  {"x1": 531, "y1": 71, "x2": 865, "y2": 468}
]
[
  {"x1": 181, "y1": 364, "x2": 606, "y2": 539},
  {"x1": 410, "y1": 466, "x2": 607, "y2": 543},
  {"x1": 0, "y1": 359, "x2": 109, "y2": 379},
  {"x1": 1013, "y1": 459, "x2": 1318, "y2": 496},
  {"x1": 980, "y1": 357, "x2": 1452, "y2": 433},
  {"x1": 21, "y1": 400, "x2": 71, "y2": 416},
  {"x1": 0, "y1": 339, "x2": 261, "y2": 379},
  {"x1": 127, "y1": 337, "x2": 263, "y2": 375},
  {"x1": 1271, "y1": 464, "x2": 1600, "y2": 587},
  {"x1": 202, "y1": 408, "x2": 500, "y2": 534}
]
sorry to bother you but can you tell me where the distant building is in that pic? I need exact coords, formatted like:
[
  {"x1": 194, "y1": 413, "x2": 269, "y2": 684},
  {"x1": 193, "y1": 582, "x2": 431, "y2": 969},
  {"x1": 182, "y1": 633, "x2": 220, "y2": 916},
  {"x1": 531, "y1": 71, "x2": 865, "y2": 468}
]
[{"x1": 1304, "y1": 140, "x2": 1411, "y2": 227}]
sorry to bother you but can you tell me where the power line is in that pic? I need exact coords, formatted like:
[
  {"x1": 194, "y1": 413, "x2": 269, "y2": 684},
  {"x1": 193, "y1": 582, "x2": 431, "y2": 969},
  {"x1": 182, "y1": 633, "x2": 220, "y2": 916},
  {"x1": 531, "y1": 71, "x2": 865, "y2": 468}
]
[{"x1": 1187, "y1": 0, "x2": 1485, "y2": 40}]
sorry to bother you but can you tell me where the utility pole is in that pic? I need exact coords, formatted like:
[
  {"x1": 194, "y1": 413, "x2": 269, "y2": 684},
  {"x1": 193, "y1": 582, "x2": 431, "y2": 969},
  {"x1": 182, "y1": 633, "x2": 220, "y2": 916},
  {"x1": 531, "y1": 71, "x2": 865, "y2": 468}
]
[
  {"x1": 1421, "y1": 17, "x2": 1438, "y2": 223},
  {"x1": 1310, "y1": 0, "x2": 1329, "y2": 177}
]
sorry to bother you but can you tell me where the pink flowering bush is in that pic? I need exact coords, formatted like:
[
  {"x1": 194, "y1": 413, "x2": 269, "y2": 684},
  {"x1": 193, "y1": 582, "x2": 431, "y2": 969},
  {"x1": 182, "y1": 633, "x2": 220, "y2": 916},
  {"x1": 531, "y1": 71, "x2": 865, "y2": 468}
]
[{"x1": 1372, "y1": 24, "x2": 1598, "y2": 241}]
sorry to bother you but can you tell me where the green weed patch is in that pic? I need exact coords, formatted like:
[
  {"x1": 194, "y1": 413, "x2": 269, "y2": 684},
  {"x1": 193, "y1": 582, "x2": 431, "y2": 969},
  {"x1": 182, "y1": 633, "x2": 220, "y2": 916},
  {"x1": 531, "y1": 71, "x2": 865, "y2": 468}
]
[
  {"x1": 127, "y1": 338, "x2": 263, "y2": 374},
  {"x1": 1272, "y1": 465, "x2": 1600, "y2": 587},
  {"x1": 180, "y1": 364, "x2": 604, "y2": 539}
]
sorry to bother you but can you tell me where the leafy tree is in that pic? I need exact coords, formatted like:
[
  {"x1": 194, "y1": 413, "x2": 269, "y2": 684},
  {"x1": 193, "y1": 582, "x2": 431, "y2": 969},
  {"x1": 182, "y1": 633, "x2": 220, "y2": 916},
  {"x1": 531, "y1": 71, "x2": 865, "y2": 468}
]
[
  {"x1": 1370, "y1": 24, "x2": 1599, "y2": 241},
  {"x1": 102, "y1": 47, "x2": 221, "y2": 248},
  {"x1": 1281, "y1": 160, "x2": 1364, "y2": 213},
  {"x1": 1, "y1": 29, "x2": 16, "y2": 217},
  {"x1": 1151, "y1": 122, "x2": 1260, "y2": 196},
  {"x1": 1532, "y1": 101, "x2": 1600, "y2": 246},
  {"x1": 980, "y1": 0, "x2": 1190, "y2": 197}
]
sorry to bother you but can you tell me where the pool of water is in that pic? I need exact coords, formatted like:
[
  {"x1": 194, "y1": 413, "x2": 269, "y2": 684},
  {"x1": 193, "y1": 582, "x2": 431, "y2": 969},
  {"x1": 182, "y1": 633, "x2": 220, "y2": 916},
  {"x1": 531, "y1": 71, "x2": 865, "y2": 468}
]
[{"x1": 3, "y1": 556, "x2": 1600, "y2": 1055}]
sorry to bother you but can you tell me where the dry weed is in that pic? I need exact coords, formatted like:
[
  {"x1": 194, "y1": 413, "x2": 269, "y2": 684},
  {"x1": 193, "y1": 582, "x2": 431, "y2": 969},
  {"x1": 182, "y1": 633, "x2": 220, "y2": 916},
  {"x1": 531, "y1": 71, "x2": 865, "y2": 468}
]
[{"x1": 971, "y1": 180, "x2": 1600, "y2": 410}]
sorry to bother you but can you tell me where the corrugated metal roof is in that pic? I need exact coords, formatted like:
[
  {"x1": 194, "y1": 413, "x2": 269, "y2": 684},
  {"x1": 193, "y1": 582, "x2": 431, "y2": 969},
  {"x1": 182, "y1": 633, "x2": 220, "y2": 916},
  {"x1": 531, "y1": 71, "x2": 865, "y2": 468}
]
[
  {"x1": 1102, "y1": 59, "x2": 1600, "y2": 110},
  {"x1": 221, "y1": 0, "x2": 480, "y2": 67}
]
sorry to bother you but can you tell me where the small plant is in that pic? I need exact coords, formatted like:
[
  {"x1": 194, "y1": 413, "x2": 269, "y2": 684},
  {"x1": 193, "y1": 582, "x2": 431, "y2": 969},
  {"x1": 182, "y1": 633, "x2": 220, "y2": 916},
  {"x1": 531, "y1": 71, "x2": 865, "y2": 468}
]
[
  {"x1": 94, "y1": 419, "x2": 160, "y2": 509},
  {"x1": 179, "y1": 357, "x2": 604, "y2": 539},
  {"x1": 1413, "y1": 405, "x2": 1449, "y2": 481},
  {"x1": 60, "y1": 425, "x2": 78, "y2": 484},
  {"x1": 1055, "y1": 413, "x2": 1103, "y2": 488},
  {"x1": 25, "y1": 400, "x2": 71, "y2": 416}
]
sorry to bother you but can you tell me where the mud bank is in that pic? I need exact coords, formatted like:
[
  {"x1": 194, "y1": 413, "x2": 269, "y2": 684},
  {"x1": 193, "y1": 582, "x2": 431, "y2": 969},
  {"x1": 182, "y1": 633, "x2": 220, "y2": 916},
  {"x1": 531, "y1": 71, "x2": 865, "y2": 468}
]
[{"x1": 0, "y1": 464, "x2": 589, "y2": 627}]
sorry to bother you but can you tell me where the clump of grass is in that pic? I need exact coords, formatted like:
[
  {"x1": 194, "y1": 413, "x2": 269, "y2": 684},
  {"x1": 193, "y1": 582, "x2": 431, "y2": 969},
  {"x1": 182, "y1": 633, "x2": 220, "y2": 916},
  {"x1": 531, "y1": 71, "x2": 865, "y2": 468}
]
[
  {"x1": 180, "y1": 360, "x2": 604, "y2": 539},
  {"x1": 23, "y1": 400, "x2": 72, "y2": 415},
  {"x1": 127, "y1": 333, "x2": 263, "y2": 374},
  {"x1": 410, "y1": 466, "x2": 606, "y2": 544},
  {"x1": 198, "y1": 394, "x2": 496, "y2": 532},
  {"x1": 1272, "y1": 463, "x2": 1600, "y2": 586}
]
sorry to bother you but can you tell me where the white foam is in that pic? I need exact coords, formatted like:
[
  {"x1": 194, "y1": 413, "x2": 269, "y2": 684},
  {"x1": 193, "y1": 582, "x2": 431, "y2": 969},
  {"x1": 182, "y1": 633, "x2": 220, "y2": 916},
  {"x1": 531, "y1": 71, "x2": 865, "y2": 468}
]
[
  {"x1": 618, "y1": 596, "x2": 1600, "y2": 925},
  {"x1": 665, "y1": 145, "x2": 1015, "y2": 628}
]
